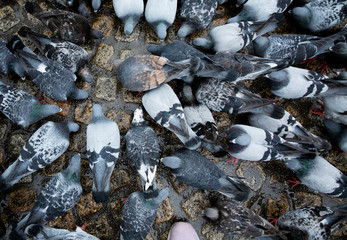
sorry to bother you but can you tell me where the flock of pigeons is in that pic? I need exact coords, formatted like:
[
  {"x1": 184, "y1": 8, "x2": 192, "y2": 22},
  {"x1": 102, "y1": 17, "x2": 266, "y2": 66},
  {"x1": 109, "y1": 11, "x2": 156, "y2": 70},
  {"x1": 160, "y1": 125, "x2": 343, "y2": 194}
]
[{"x1": 0, "y1": 0, "x2": 347, "y2": 239}]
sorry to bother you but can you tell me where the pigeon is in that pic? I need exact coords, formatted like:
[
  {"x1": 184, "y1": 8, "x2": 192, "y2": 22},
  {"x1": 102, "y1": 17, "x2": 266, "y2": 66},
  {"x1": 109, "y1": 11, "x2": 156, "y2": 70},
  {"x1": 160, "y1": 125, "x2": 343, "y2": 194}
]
[
  {"x1": 0, "y1": 121, "x2": 79, "y2": 191},
  {"x1": 227, "y1": 0, "x2": 293, "y2": 22},
  {"x1": 86, "y1": 104, "x2": 120, "y2": 203},
  {"x1": 91, "y1": 0, "x2": 104, "y2": 12},
  {"x1": 10, "y1": 154, "x2": 82, "y2": 240},
  {"x1": 168, "y1": 222, "x2": 199, "y2": 240},
  {"x1": 162, "y1": 148, "x2": 250, "y2": 200},
  {"x1": 7, "y1": 36, "x2": 88, "y2": 101},
  {"x1": 324, "y1": 118, "x2": 347, "y2": 152},
  {"x1": 192, "y1": 77, "x2": 274, "y2": 115},
  {"x1": 204, "y1": 199, "x2": 287, "y2": 238},
  {"x1": 193, "y1": 13, "x2": 285, "y2": 53},
  {"x1": 323, "y1": 95, "x2": 347, "y2": 125},
  {"x1": 114, "y1": 55, "x2": 200, "y2": 92},
  {"x1": 142, "y1": 84, "x2": 201, "y2": 150},
  {"x1": 0, "y1": 81, "x2": 61, "y2": 128},
  {"x1": 18, "y1": 26, "x2": 93, "y2": 83},
  {"x1": 248, "y1": 105, "x2": 332, "y2": 152},
  {"x1": 53, "y1": 0, "x2": 90, "y2": 17},
  {"x1": 120, "y1": 188, "x2": 169, "y2": 240},
  {"x1": 0, "y1": 40, "x2": 25, "y2": 78},
  {"x1": 24, "y1": 224, "x2": 100, "y2": 240},
  {"x1": 125, "y1": 107, "x2": 160, "y2": 191},
  {"x1": 112, "y1": 0, "x2": 144, "y2": 35},
  {"x1": 177, "y1": 0, "x2": 218, "y2": 38},
  {"x1": 145, "y1": 0, "x2": 177, "y2": 40},
  {"x1": 253, "y1": 29, "x2": 347, "y2": 64},
  {"x1": 283, "y1": 155, "x2": 347, "y2": 198},
  {"x1": 25, "y1": 1, "x2": 103, "y2": 44},
  {"x1": 224, "y1": 124, "x2": 316, "y2": 161},
  {"x1": 290, "y1": 0, "x2": 347, "y2": 32},
  {"x1": 278, "y1": 204, "x2": 347, "y2": 239}
]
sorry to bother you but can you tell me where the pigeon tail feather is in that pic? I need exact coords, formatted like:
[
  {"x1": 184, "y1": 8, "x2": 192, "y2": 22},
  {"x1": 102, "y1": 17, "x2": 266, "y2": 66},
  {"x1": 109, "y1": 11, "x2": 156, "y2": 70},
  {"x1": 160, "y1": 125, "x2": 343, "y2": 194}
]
[
  {"x1": 25, "y1": 2, "x2": 42, "y2": 15},
  {"x1": 92, "y1": 191, "x2": 109, "y2": 203},
  {"x1": 219, "y1": 175, "x2": 250, "y2": 201},
  {"x1": 254, "y1": 13, "x2": 285, "y2": 37}
]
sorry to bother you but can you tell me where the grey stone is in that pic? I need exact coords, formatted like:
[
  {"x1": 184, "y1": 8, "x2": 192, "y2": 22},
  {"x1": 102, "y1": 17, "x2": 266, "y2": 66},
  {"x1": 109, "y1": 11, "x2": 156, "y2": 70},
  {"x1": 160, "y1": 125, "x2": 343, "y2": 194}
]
[
  {"x1": 0, "y1": 123, "x2": 7, "y2": 140},
  {"x1": 93, "y1": 43, "x2": 115, "y2": 71},
  {"x1": 106, "y1": 110, "x2": 132, "y2": 134},
  {"x1": 119, "y1": 49, "x2": 134, "y2": 60},
  {"x1": 201, "y1": 222, "x2": 225, "y2": 240},
  {"x1": 115, "y1": 25, "x2": 141, "y2": 42},
  {"x1": 7, "y1": 133, "x2": 29, "y2": 156},
  {"x1": 95, "y1": 77, "x2": 117, "y2": 101},
  {"x1": 74, "y1": 101, "x2": 93, "y2": 125},
  {"x1": 235, "y1": 161, "x2": 265, "y2": 192},
  {"x1": 181, "y1": 191, "x2": 210, "y2": 221},
  {"x1": 0, "y1": 6, "x2": 20, "y2": 32},
  {"x1": 122, "y1": 88, "x2": 143, "y2": 103},
  {"x1": 68, "y1": 129, "x2": 86, "y2": 152},
  {"x1": 293, "y1": 192, "x2": 322, "y2": 209},
  {"x1": 155, "y1": 197, "x2": 174, "y2": 224}
]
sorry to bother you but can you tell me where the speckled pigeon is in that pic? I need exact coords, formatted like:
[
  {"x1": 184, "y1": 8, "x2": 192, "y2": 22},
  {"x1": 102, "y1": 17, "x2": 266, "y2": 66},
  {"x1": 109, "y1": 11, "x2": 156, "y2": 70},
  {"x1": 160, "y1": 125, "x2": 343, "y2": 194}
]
[
  {"x1": 324, "y1": 118, "x2": 347, "y2": 152},
  {"x1": 25, "y1": 1, "x2": 103, "y2": 44},
  {"x1": 0, "y1": 121, "x2": 79, "y2": 191},
  {"x1": 177, "y1": 0, "x2": 218, "y2": 38},
  {"x1": 10, "y1": 154, "x2": 82, "y2": 240},
  {"x1": 86, "y1": 104, "x2": 120, "y2": 203},
  {"x1": 18, "y1": 26, "x2": 93, "y2": 82},
  {"x1": 145, "y1": 0, "x2": 177, "y2": 40},
  {"x1": 162, "y1": 148, "x2": 250, "y2": 200},
  {"x1": 290, "y1": 0, "x2": 347, "y2": 32},
  {"x1": 168, "y1": 222, "x2": 199, "y2": 240},
  {"x1": 142, "y1": 84, "x2": 201, "y2": 150},
  {"x1": 278, "y1": 204, "x2": 347, "y2": 239},
  {"x1": 283, "y1": 155, "x2": 347, "y2": 198},
  {"x1": 0, "y1": 81, "x2": 61, "y2": 128},
  {"x1": 193, "y1": 13, "x2": 284, "y2": 52},
  {"x1": 125, "y1": 107, "x2": 160, "y2": 191},
  {"x1": 113, "y1": 0, "x2": 144, "y2": 35},
  {"x1": 0, "y1": 40, "x2": 25, "y2": 78},
  {"x1": 204, "y1": 198, "x2": 287, "y2": 238},
  {"x1": 225, "y1": 124, "x2": 316, "y2": 161},
  {"x1": 120, "y1": 188, "x2": 169, "y2": 240}
]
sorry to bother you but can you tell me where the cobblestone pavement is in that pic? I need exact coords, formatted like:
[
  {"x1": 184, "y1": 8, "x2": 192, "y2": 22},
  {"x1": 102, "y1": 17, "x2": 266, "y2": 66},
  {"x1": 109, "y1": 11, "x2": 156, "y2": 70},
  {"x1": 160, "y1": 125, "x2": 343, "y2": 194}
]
[{"x1": 0, "y1": 1, "x2": 346, "y2": 240}]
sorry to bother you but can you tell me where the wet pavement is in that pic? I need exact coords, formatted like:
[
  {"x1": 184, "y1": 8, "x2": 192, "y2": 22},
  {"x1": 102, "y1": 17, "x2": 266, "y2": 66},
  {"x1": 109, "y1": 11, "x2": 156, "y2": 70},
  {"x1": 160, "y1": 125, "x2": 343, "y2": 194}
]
[{"x1": 0, "y1": 0, "x2": 346, "y2": 240}]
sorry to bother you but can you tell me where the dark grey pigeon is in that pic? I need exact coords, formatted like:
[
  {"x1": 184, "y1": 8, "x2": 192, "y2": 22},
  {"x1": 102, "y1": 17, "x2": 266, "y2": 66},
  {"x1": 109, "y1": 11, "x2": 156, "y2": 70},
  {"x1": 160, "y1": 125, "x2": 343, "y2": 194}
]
[
  {"x1": 0, "y1": 81, "x2": 61, "y2": 128},
  {"x1": 25, "y1": 2, "x2": 103, "y2": 44},
  {"x1": 290, "y1": 0, "x2": 347, "y2": 32},
  {"x1": 204, "y1": 199, "x2": 287, "y2": 238},
  {"x1": 324, "y1": 118, "x2": 347, "y2": 152},
  {"x1": 0, "y1": 121, "x2": 79, "y2": 191},
  {"x1": 112, "y1": 0, "x2": 144, "y2": 35},
  {"x1": 145, "y1": 0, "x2": 177, "y2": 40},
  {"x1": 228, "y1": 0, "x2": 293, "y2": 22},
  {"x1": 225, "y1": 124, "x2": 316, "y2": 161},
  {"x1": 142, "y1": 84, "x2": 201, "y2": 150},
  {"x1": 125, "y1": 107, "x2": 160, "y2": 191},
  {"x1": 0, "y1": 40, "x2": 25, "y2": 78},
  {"x1": 177, "y1": 0, "x2": 218, "y2": 38},
  {"x1": 283, "y1": 155, "x2": 347, "y2": 198},
  {"x1": 120, "y1": 188, "x2": 169, "y2": 240},
  {"x1": 24, "y1": 224, "x2": 99, "y2": 240},
  {"x1": 86, "y1": 104, "x2": 120, "y2": 203},
  {"x1": 266, "y1": 67, "x2": 347, "y2": 99},
  {"x1": 325, "y1": 41, "x2": 347, "y2": 68},
  {"x1": 278, "y1": 204, "x2": 347, "y2": 239},
  {"x1": 193, "y1": 14, "x2": 284, "y2": 52},
  {"x1": 249, "y1": 105, "x2": 331, "y2": 152},
  {"x1": 18, "y1": 26, "x2": 93, "y2": 82},
  {"x1": 10, "y1": 154, "x2": 82, "y2": 240},
  {"x1": 162, "y1": 148, "x2": 250, "y2": 200},
  {"x1": 53, "y1": 0, "x2": 90, "y2": 17},
  {"x1": 91, "y1": 0, "x2": 104, "y2": 12}
]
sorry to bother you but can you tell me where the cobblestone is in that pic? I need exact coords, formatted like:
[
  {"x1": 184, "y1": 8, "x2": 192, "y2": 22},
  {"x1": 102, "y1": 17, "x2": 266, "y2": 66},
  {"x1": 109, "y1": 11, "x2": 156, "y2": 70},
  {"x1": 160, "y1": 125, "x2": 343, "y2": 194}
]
[
  {"x1": 0, "y1": 6, "x2": 20, "y2": 32},
  {"x1": 93, "y1": 43, "x2": 115, "y2": 71},
  {"x1": 95, "y1": 77, "x2": 117, "y2": 101}
]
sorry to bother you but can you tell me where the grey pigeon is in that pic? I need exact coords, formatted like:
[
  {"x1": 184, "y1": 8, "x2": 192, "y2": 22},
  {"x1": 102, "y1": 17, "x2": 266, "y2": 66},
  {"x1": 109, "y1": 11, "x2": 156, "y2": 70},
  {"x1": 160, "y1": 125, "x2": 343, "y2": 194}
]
[
  {"x1": 25, "y1": 2, "x2": 103, "y2": 44},
  {"x1": 18, "y1": 26, "x2": 93, "y2": 82},
  {"x1": 325, "y1": 41, "x2": 347, "y2": 68},
  {"x1": 7, "y1": 36, "x2": 88, "y2": 101},
  {"x1": 145, "y1": 0, "x2": 177, "y2": 40},
  {"x1": 324, "y1": 118, "x2": 347, "y2": 152},
  {"x1": 162, "y1": 148, "x2": 250, "y2": 200},
  {"x1": 91, "y1": 0, "x2": 104, "y2": 12},
  {"x1": 266, "y1": 67, "x2": 347, "y2": 99},
  {"x1": 0, "y1": 40, "x2": 25, "y2": 78},
  {"x1": 278, "y1": 204, "x2": 347, "y2": 239},
  {"x1": 168, "y1": 222, "x2": 199, "y2": 240},
  {"x1": 53, "y1": 0, "x2": 90, "y2": 17},
  {"x1": 283, "y1": 155, "x2": 347, "y2": 198},
  {"x1": 249, "y1": 105, "x2": 331, "y2": 152},
  {"x1": 193, "y1": 14, "x2": 284, "y2": 52},
  {"x1": 10, "y1": 154, "x2": 82, "y2": 240},
  {"x1": 204, "y1": 199, "x2": 287, "y2": 238},
  {"x1": 177, "y1": 0, "x2": 218, "y2": 38},
  {"x1": 0, "y1": 121, "x2": 79, "y2": 191},
  {"x1": 25, "y1": 224, "x2": 99, "y2": 240},
  {"x1": 113, "y1": 0, "x2": 144, "y2": 35},
  {"x1": 225, "y1": 124, "x2": 316, "y2": 161},
  {"x1": 86, "y1": 104, "x2": 120, "y2": 203},
  {"x1": 290, "y1": 0, "x2": 347, "y2": 32},
  {"x1": 323, "y1": 95, "x2": 347, "y2": 125},
  {"x1": 114, "y1": 55, "x2": 200, "y2": 91},
  {"x1": 125, "y1": 107, "x2": 160, "y2": 191},
  {"x1": 0, "y1": 81, "x2": 61, "y2": 128},
  {"x1": 142, "y1": 84, "x2": 201, "y2": 150},
  {"x1": 228, "y1": 0, "x2": 293, "y2": 22},
  {"x1": 120, "y1": 188, "x2": 169, "y2": 240}
]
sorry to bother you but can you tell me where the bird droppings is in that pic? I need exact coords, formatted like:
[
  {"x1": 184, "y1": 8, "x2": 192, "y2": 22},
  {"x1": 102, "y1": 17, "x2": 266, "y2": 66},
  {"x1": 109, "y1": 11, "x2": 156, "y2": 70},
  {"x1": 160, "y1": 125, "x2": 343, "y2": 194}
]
[
  {"x1": 0, "y1": 6, "x2": 20, "y2": 32},
  {"x1": 93, "y1": 43, "x2": 115, "y2": 71},
  {"x1": 9, "y1": 188, "x2": 36, "y2": 212}
]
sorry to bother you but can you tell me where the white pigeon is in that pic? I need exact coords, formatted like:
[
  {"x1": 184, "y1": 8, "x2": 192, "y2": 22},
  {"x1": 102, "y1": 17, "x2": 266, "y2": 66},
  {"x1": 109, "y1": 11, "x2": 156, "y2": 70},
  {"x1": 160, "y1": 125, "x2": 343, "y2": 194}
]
[{"x1": 113, "y1": 0, "x2": 144, "y2": 35}]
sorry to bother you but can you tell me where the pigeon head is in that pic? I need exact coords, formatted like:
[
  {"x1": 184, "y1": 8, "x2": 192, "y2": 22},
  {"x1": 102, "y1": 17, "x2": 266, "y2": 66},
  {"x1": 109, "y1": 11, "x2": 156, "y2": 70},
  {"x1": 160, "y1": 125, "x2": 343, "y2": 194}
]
[
  {"x1": 161, "y1": 156, "x2": 183, "y2": 170},
  {"x1": 290, "y1": 6, "x2": 311, "y2": 29},
  {"x1": 225, "y1": 126, "x2": 251, "y2": 153},
  {"x1": 253, "y1": 36, "x2": 270, "y2": 58},
  {"x1": 68, "y1": 87, "x2": 88, "y2": 100},
  {"x1": 27, "y1": 103, "x2": 61, "y2": 127},
  {"x1": 177, "y1": 23, "x2": 194, "y2": 38},
  {"x1": 330, "y1": 42, "x2": 347, "y2": 54},
  {"x1": 204, "y1": 207, "x2": 219, "y2": 220},
  {"x1": 147, "y1": 44, "x2": 164, "y2": 55},
  {"x1": 124, "y1": 16, "x2": 139, "y2": 36},
  {"x1": 266, "y1": 70, "x2": 289, "y2": 91},
  {"x1": 64, "y1": 154, "x2": 81, "y2": 182},
  {"x1": 91, "y1": 104, "x2": 105, "y2": 122},
  {"x1": 181, "y1": 84, "x2": 195, "y2": 104},
  {"x1": 131, "y1": 107, "x2": 145, "y2": 126},
  {"x1": 154, "y1": 22, "x2": 168, "y2": 40},
  {"x1": 193, "y1": 37, "x2": 213, "y2": 50},
  {"x1": 142, "y1": 188, "x2": 169, "y2": 207},
  {"x1": 66, "y1": 121, "x2": 80, "y2": 133},
  {"x1": 91, "y1": 0, "x2": 102, "y2": 12}
]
